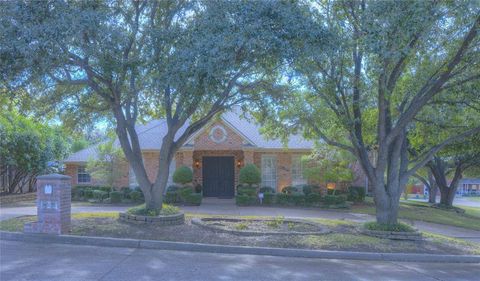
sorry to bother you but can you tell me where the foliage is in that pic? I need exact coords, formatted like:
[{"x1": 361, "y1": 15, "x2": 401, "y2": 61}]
[
  {"x1": 235, "y1": 195, "x2": 257, "y2": 206},
  {"x1": 266, "y1": 217, "x2": 284, "y2": 228},
  {"x1": 126, "y1": 204, "x2": 179, "y2": 216},
  {"x1": 0, "y1": 112, "x2": 68, "y2": 193},
  {"x1": 239, "y1": 164, "x2": 261, "y2": 186},
  {"x1": 347, "y1": 186, "x2": 366, "y2": 202},
  {"x1": 364, "y1": 222, "x2": 415, "y2": 233},
  {"x1": 305, "y1": 193, "x2": 323, "y2": 204},
  {"x1": 109, "y1": 191, "x2": 122, "y2": 204},
  {"x1": 237, "y1": 187, "x2": 257, "y2": 197},
  {"x1": 324, "y1": 195, "x2": 347, "y2": 206},
  {"x1": 173, "y1": 166, "x2": 193, "y2": 185},
  {"x1": 129, "y1": 191, "x2": 143, "y2": 203},
  {"x1": 86, "y1": 137, "x2": 125, "y2": 188},
  {"x1": 302, "y1": 146, "x2": 354, "y2": 183},
  {"x1": 259, "y1": 186, "x2": 275, "y2": 194}
]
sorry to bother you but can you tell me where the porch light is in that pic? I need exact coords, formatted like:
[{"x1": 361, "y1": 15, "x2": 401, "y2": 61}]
[
  {"x1": 237, "y1": 160, "x2": 242, "y2": 168},
  {"x1": 327, "y1": 183, "x2": 336, "y2": 190},
  {"x1": 195, "y1": 160, "x2": 200, "y2": 168}
]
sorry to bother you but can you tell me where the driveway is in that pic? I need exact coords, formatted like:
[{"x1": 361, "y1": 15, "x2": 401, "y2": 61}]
[
  {"x1": 1, "y1": 240, "x2": 479, "y2": 281},
  {"x1": 2, "y1": 198, "x2": 480, "y2": 243}
]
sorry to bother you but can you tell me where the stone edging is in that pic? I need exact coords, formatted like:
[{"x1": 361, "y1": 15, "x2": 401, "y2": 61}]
[
  {"x1": 119, "y1": 212, "x2": 184, "y2": 225},
  {"x1": 1, "y1": 231, "x2": 479, "y2": 263},
  {"x1": 191, "y1": 217, "x2": 330, "y2": 236},
  {"x1": 360, "y1": 228, "x2": 423, "y2": 241}
]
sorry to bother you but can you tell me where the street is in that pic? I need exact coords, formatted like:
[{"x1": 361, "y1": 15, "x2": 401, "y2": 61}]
[{"x1": 0, "y1": 240, "x2": 479, "y2": 281}]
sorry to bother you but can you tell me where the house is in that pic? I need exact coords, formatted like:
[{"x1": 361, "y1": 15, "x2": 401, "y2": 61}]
[
  {"x1": 457, "y1": 178, "x2": 480, "y2": 195},
  {"x1": 64, "y1": 109, "x2": 366, "y2": 197}
]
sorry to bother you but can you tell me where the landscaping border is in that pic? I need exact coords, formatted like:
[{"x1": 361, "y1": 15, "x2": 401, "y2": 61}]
[
  {"x1": 1, "y1": 231, "x2": 479, "y2": 263},
  {"x1": 191, "y1": 217, "x2": 331, "y2": 236},
  {"x1": 119, "y1": 212, "x2": 185, "y2": 225}
]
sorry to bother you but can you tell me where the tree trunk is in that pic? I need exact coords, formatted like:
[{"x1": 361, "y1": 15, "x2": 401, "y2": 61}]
[
  {"x1": 439, "y1": 186, "x2": 457, "y2": 207},
  {"x1": 428, "y1": 172, "x2": 437, "y2": 204}
]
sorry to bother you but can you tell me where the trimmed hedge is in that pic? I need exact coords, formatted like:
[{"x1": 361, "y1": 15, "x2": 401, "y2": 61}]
[
  {"x1": 347, "y1": 186, "x2": 366, "y2": 202},
  {"x1": 164, "y1": 185, "x2": 202, "y2": 205},
  {"x1": 110, "y1": 191, "x2": 122, "y2": 203},
  {"x1": 239, "y1": 164, "x2": 261, "y2": 186},
  {"x1": 236, "y1": 192, "x2": 347, "y2": 208},
  {"x1": 235, "y1": 194, "x2": 257, "y2": 206},
  {"x1": 237, "y1": 187, "x2": 257, "y2": 196},
  {"x1": 324, "y1": 194, "x2": 347, "y2": 205},
  {"x1": 173, "y1": 166, "x2": 193, "y2": 185},
  {"x1": 130, "y1": 191, "x2": 143, "y2": 203}
]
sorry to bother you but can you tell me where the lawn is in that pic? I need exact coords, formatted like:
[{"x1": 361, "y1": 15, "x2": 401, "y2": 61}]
[
  {"x1": 1, "y1": 212, "x2": 479, "y2": 255},
  {"x1": 350, "y1": 197, "x2": 480, "y2": 231}
]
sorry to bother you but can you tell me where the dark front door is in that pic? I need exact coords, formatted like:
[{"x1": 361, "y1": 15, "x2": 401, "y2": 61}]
[{"x1": 202, "y1": 156, "x2": 235, "y2": 198}]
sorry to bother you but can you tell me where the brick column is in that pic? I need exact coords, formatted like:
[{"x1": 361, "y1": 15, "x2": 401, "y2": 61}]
[
  {"x1": 24, "y1": 173, "x2": 71, "y2": 235},
  {"x1": 183, "y1": 150, "x2": 194, "y2": 168},
  {"x1": 243, "y1": 150, "x2": 254, "y2": 165}
]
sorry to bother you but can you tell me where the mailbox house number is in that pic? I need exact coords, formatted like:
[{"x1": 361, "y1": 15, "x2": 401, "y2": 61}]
[{"x1": 44, "y1": 184, "x2": 52, "y2": 194}]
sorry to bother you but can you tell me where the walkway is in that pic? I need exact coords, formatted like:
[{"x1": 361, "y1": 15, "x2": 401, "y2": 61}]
[{"x1": 1, "y1": 198, "x2": 480, "y2": 243}]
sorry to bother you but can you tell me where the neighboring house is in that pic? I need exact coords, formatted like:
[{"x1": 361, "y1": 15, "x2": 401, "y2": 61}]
[
  {"x1": 64, "y1": 109, "x2": 366, "y2": 198},
  {"x1": 457, "y1": 178, "x2": 480, "y2": 195}
]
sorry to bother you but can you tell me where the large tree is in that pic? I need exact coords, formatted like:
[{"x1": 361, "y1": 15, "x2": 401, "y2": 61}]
[
  {"x1": 254, "y1": 0, "x2": 480, "y2": 224},
  {"x1": 1, "y1": 0, "x2": 310, "y2": 210}
]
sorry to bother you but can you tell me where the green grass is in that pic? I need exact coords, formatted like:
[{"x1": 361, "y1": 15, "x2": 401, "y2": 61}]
[
  {"x1": 364, "y1": 222, "x2": 415, "y2": 232},
  {"x1": 351, "y1": 198, "x2": 480, "y2": 231}
]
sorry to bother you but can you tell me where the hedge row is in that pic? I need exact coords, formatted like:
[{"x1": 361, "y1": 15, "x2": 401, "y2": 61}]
[
  {"x1": 72, "y1": 185, "x2": 144, "y2": 203},
  {"x1": 164, "y1": 185, "x2": 202, "y2": 206},
  {"x1": 236, "y1": 192, "x2": 348, "y2": 207}
]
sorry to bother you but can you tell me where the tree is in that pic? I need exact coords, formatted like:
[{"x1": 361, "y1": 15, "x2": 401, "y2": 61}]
[
  {"x1": 414, "y1": 168, "x2": 438, "y2": 204},
  {"x1": 0, "y1": 112, "x2": 68, "y2": 193},
  {"x1": 303, "y1": 145, "x2": 354, "y2": 186},
  {"x1": 86, "y1": 137, "x2": 125, "y2": 189},
  {"x1": 1, "y1": 0, "x2": 307, "y2": 210},
  {"x1": 254, "y1": 1, "x2": 480, "y2": 224}
]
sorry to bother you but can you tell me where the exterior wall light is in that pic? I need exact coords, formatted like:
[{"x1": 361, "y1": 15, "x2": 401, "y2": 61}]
[{"x1": 195, "y1": 160, "x2": 200, "y2": 169}]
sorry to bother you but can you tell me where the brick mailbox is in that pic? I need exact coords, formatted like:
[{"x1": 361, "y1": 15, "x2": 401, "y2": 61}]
[{"x1": 24, "y1": 173, "x2": 72, "y2": 235}]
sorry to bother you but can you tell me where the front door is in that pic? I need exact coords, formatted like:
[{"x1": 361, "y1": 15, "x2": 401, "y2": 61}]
[{"x1": 202, "y1": 156, "x2": 235, "y2": 198}]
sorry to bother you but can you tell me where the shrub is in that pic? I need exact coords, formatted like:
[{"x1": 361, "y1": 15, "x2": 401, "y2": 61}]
[
  {"x1": 302, "y1": 185, "x2": 313, "y2": 195},
  {"x1": 93, "y1": 190, "x2": 109, "y2": 202},
  {"x1": 262, "y1": 193, "x2": 275, "y2": 205},
  {"x1": 166, "y1": 185, "x2": 180, "y2": 192},
  {"x1": 347, "y1": 186, "x2": 366, "y2": 202},
  {"x1": 130, "y1": 191, "x2": 143, "y2": 202},
  {"x1": 84, "y1": 188, "x2": 94, "y2": 199},
  {"x1": 178, "y1": 186, "x2": 193, "y2": 199},
  {"x1": 173, "y1": 166, "x2": 193, "y2": 185},
  {"x1": 164, "y1": 191, "x2": 181, "y2": 204},
  {"x1": 239, "y1": 164, "x2": 261, "y2": 186},
  {"x1": 259, "y1": 186, "x2": 275, "y2": 194},
  {"x1": 126, "y1": 203, "x2": 179, "y2": 216},
  {"x1": 110, "y1": 191, "x2": 122, "y2": 203},
  {"x1": 290, "y1": 194, "x2": 305, "y2": 206},
  {"x1": 122, "y1": 188, "x2": 132, "y2": 198},
  {"x1": 237, "y1": 187, "x2": 257, "y2": 196},
  {"x1": 235, "y1": 195, "x2": 256, "y2": 206},
  {"x1": 364, "y1": 222, "x2": 415, "y2": 232},
  {"x1": 194, "y1": 184, "x2": 202, "y2": 193},
  {"x1": 324, "y1": 194, "x2": 347, "y2": 205},
  {"x1": 185, "y1": 193, "x2": 202, "y2": 206},
  {"x1": 98, "y1": 186, "x2": 112, "y2": 193},
  {"x1": 305, "y1": 193, "x2": 322, "y2": 205},
  {"x1": 276, "y1": 193, "x2": 290, "y2": 205},
  {"x1": 72, "y1": 186, "x2": 85, "y2": 199}
]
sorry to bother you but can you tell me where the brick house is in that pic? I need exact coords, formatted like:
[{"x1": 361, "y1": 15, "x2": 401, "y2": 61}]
[{"x1": 64, "y1": 109, "x2": 367, "y2": 197}]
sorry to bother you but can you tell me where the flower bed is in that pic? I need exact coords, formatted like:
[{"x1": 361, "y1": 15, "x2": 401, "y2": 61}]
[
  {"x1": 119, "y1": 212, "x2": 185, "y2": 226},
  {"x1": 191, "y1": 217, "x2": 330, "y2": 236}
]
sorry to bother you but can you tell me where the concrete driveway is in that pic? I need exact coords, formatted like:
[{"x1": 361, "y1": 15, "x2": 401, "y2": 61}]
[
  {"x1": 1, "y1": 240, "x2": 479, "y2": 281},
  {"x1": 2, "y1": 198, "x2": 480, "y2": 243}
]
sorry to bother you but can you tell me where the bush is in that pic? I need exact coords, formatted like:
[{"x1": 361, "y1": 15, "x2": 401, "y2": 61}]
[
  {"x1": 290, "y1": 194, "x2": 305, "y2": 206},
  {"x1": 72, "y1": 186, "x2": 85, "y2": 199},
  {"x1": 305, "y1": 193, "x2": 322, "y2": 205},
  {"x1": 259, "y1": 186, "x2": 275, "y2": 194},
  {"x1": 98, "y1": 186, "x2": 112, "y2": 193},
  {"x1": 302, "y1": 185, "x2": 313, "y2": 195},
  {"x1": 262, "y1": 193, "x2": 275, "y2": 205},
  {"x1": 276, "y1": 193, "x2": 290, "y2": 205},
  {"x1": 364, "y1": 222, "x2": 415, "y2": 232},
  {"x1": 110, "y1": 191, "x2": 122, "y2": 203},
  {"x1": 281, "y1": 186, "x2": 294, "y2": 194},
  {"x1": 347, "y1": 186, "x2": 366, "y2": 202},
  {"x1": 126, "y1": 203, "x2": 180, "y2": 216},
  {"x1": 122, "y1": 188, "x2": 132, "y2": 197},
  {"x1": 84, "y1": 188, "x2": 94, "y2": 199},
  {"x1": 166, "y1": 185, "x2": 180, "y2": 192},
  {"x1": 130, "y1": 191, "x2": 143, "y2": 202},
  {"x1": 194, "y1": 184, "x2": 202, "y2": 193},
  {"x1": 178, "y1": 186, "x2": 193, "y2": 199},
  {"x1": 235, "y1": 194, "x2": 256, "y2": 206},
  {"x1": 185, "y1": 193, "x2": 202, "y2": 206},
  {"x1": 173, "y1": 166, "x2": 193, "y2": 185},
  {"x1": 237, "y1": 187, "x2": 257, "y2": 196},
  {"x1": 324, "y1": 194, "x2": 347, "y2": 205},
  {"x1": 239, "y1": 164, "x2": 261, "y2": 186},
  {"x1": 93, "y1": 190, "x2": 109, "y2": 202},
  {"x1": 164, "y1": 191, "x2": 181, "y2": 204}
]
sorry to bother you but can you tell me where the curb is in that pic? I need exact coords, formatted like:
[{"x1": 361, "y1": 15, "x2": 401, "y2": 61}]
[{"x1": 1, "y1": 231, "x2": 479, "y2": 263}]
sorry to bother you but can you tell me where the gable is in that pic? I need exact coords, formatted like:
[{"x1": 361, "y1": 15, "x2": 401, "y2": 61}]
[{"x1": 190, "y1": 120, "x2": 252, "y2": 150}]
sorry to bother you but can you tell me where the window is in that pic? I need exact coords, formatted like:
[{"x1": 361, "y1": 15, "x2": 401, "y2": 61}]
[
  {"x1": 77, "y1": 166, "x2": 91, "y2": 184},
  {"x1": 291, "y1": 155, "x2": 306, "y2": 186},
  {"x1": 261, "y1": 155, "x2": 277, "y2": 189}
]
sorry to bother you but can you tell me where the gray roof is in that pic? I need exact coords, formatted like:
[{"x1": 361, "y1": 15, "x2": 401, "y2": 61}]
[
  {"x1": 64, "y1": 109, "x2": 313, "y2": 163},
  {"x1": 459, "y1": 178, "x2": 480, "y2": 184}
]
